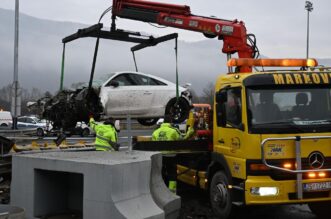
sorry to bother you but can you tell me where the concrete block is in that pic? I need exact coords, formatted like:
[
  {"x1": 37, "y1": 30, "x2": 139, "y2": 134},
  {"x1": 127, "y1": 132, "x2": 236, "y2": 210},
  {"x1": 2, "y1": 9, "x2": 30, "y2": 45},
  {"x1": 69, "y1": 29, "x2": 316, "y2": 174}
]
[{"x1": 10, "y1": 151, "x2": 177, "y2": 219}]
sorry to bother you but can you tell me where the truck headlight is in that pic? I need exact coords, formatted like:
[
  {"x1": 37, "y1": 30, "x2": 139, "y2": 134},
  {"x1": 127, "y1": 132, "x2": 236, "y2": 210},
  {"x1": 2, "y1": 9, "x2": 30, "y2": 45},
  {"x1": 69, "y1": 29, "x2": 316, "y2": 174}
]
[{"x1": 250, "y1": 187, "x2": 279, "y2": 196}]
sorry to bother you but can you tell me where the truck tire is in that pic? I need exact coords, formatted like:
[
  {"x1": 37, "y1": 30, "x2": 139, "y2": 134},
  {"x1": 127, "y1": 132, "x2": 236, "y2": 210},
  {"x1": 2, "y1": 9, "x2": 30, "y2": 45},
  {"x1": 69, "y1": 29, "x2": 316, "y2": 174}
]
[
  {"x1": 308, "y1": 201, "x2": 330, "y2": 218},
  {"x1": 165, "y1": 98, "x2": 190, "y2": 123},
  {"x1": 210, "y1": 171, "x2": 233, "y2": 219}
]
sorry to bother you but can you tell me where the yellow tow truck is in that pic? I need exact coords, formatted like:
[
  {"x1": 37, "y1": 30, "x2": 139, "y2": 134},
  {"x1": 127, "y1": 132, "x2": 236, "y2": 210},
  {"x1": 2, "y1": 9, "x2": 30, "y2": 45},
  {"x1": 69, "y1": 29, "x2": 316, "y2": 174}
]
[{"x1": 134, "y1": 58, "x2": 331, "y2": 219}]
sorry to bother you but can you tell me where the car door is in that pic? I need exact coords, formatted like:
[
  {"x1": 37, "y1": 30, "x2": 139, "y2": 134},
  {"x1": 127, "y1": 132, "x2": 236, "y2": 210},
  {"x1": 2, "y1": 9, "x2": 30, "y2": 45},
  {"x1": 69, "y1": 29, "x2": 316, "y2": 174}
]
[
  {"x1": 101, "y1": 73, "x2": 137, "y2": 116},
  {"x1": 145, "y1": 76, "x2": 173, "y2": 116},
  {"x1": 17, "y1": 117, "x2": 27, "y2": 128},
  {"x1": 101, "y1": 73, "x2": 154, "y2": 116},
  {"x1": 25, "y1": 117, "x2": 38, "y2": 128},
  {"x1": 130, "y1": 74, "x2": 155, "y2": 115}
]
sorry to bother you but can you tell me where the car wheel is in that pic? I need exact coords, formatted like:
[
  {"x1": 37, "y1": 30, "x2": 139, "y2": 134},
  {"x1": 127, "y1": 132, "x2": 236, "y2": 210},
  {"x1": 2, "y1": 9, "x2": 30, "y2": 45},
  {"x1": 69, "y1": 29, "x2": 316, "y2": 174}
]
[
  {"x1": 81, "y1": 128, "x2": 90, "y2": 137},
  {"x1": 210, "y1": 171, "x2": 233, "y2": 219},
  {"x1": 36, "y1": 128, "x2": 44, "y2": 137},
  {"x1": 0, "y1": 123, "x2": 8, "y2": 127},
  {"x1": 165, "y1": 98, "x2": 190, "y2": 123},
  {"x1": 308, "y1": 201, "x2": 331, "y2": 218},
  {"x1": 137, "y1": 118, "x2": 158, "y2": 126}
]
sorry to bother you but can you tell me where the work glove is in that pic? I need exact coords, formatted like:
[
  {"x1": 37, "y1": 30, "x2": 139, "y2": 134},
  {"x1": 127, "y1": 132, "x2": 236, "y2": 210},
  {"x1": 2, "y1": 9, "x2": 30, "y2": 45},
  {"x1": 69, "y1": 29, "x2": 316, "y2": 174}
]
[
  {"x1": 184, "y1": 127, "x2": 195, "y2": 140},
  {"x1": 109, "y1": 141, "x2": 121, "y2": 151}
]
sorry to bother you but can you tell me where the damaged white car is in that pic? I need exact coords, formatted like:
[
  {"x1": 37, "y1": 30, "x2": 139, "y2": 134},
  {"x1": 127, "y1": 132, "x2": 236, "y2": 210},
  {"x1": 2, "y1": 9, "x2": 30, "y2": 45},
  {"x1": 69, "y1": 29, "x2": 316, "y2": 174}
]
[{"x1": 99, "y1": 72, "x2": 192, "y2": 126}]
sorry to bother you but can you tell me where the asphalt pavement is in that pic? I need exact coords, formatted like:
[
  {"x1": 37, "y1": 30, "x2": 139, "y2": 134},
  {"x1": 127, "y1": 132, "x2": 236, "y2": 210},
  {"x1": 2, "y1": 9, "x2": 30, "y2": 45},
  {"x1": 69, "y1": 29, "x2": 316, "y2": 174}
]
[{"x1": 179, "y1": 187, "x2": 316, "y2": 219}]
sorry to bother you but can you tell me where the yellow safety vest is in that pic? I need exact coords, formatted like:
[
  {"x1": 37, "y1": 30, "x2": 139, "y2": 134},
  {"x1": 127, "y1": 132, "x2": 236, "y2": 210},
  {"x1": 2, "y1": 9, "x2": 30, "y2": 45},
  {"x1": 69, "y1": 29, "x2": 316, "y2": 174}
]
[
  {"x1": 152, "y1": 123, "x2": 181, "y2": 141},
  {"x1": 89, "y1": 118, "x2": 118, "y2": 151}
]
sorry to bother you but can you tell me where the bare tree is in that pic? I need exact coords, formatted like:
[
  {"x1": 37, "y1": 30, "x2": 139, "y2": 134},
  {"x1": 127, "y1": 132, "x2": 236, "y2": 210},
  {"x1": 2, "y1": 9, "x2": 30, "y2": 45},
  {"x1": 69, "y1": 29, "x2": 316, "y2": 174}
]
[
  {"x1": 0, "y1": 84, "x2": 45, "y2": 114},
  {"x1": 200, "y1": 82, "x2": 215, "y2": 106}
]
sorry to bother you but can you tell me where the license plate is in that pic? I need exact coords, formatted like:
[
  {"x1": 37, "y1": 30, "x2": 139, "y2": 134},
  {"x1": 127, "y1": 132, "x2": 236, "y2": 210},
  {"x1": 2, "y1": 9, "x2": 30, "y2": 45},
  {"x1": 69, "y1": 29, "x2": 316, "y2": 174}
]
[{"x1": 303, "y1": 181, "x2": 331, "y2": 192}]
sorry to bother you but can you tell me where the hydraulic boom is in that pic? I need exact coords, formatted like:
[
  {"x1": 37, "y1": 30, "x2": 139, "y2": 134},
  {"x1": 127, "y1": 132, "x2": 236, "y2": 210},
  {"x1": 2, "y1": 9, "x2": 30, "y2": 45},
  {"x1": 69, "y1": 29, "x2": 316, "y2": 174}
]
[{"x1": 112, "y1": 0, "x2": 258, "y2": 72}]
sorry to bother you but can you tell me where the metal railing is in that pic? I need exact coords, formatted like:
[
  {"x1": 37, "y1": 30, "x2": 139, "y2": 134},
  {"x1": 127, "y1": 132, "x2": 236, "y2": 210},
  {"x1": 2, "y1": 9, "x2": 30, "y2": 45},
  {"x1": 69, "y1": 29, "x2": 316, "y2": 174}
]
[{"x1": 261, "y1": 136, "x2": 331, "y2": 199}]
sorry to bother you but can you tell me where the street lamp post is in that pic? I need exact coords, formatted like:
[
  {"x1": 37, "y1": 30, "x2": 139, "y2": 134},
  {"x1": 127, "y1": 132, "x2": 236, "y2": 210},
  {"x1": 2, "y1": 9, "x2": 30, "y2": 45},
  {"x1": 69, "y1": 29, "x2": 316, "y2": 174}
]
[
  {"x1": 305, "y1": 1, "x2": 313, "y2": 59},
  {"x1": 11, "y1": 0, "x2": 21, "y2": 129}
]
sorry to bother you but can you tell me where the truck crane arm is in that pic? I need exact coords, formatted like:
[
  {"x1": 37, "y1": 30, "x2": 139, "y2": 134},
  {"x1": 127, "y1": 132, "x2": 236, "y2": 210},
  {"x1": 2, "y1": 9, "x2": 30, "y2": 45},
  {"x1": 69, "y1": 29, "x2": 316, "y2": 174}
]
[{"x1": 112, "y1": 0, "x2": 258, "y2": 67}]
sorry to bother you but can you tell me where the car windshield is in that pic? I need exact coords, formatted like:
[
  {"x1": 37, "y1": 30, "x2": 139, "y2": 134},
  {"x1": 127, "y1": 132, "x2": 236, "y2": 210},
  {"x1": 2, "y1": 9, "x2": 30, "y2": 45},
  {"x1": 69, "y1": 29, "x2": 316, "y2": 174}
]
[{"x1": 247, "y1": 86, "x2": 331, "y2": 133}]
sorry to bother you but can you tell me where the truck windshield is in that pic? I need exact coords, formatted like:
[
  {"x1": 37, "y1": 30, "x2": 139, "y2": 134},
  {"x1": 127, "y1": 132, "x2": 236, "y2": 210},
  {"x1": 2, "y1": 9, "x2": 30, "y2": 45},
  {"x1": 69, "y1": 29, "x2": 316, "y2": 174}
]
[{"x1": 247, "y1": 86, "x2": 331, "y2": 133}]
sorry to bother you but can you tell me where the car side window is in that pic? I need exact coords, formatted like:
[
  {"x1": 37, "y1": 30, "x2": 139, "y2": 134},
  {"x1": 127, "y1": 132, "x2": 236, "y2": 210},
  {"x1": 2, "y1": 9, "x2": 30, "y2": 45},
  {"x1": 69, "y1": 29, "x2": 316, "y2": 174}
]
[
  {"x1": 131, "y1": 74, "x2": 149, "y2": 86},
  {"x1": 26, "y1": 118, "x2": 34, "y2": 124},
  {"x1": 18, "y1": 118, "x2": 25, "y2": 123},
  {"x1": 107, "y1": 74, "x2": 137, "y2": 86},
  {"x1": 132, "y1": 74, "x2": 167, "y2": 86},
  {"x1": 150, "y1": 78, "x2": 166, "y2": 86}
]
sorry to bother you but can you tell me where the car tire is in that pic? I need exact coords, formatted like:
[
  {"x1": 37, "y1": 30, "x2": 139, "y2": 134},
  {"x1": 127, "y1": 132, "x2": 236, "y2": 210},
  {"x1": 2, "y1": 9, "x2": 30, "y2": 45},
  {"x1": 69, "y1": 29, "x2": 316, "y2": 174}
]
[
  {"x1": 210, "y1": 171, "x2": 233, "y2": 219},
  {"x1": 81, "y1": 128, "x2": 90, "y2": 137},
  {"x1": 308, "y1": 201, "x2": 331, "y2": 218},
  {"x1": 165, "y1": 98, "x2": 190, "y2": 123},
  {"x1": 0, "y1": 123, "x2": 8, "y2": 127},
  {"x1": 137, "y1": 118, "x2": 158, "y2": 126},
  {"x1": 36, "y1": 128, "x2": 44, "y2": 137}
]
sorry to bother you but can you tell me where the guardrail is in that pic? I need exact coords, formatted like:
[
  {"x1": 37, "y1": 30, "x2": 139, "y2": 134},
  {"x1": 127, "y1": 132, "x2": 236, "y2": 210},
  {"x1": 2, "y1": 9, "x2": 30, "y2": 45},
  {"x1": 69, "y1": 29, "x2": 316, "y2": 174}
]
[{"x1": 0, "y1": 128, "x2": 36, "y2": 136}]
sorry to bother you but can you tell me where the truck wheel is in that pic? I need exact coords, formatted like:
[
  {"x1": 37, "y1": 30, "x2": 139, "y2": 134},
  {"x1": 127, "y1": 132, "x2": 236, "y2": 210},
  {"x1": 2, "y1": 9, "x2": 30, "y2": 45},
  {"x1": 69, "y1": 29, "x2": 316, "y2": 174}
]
[
  {"x1": 81, "y1": 128, "x2": 90, "y2": 137},
  {"x1": 210, "y1": 171, "x2": 233, "y2": 219},
  {"x1": 308, "y1": 201, "x2": 330, "y2": 218}
]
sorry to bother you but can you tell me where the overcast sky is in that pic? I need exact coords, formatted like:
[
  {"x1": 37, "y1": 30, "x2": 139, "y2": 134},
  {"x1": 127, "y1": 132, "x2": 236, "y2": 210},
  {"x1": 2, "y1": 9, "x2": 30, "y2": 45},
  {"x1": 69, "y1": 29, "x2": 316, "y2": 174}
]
[{"x1": 1, "y1": 0, "x2": 330, "y2": 58}]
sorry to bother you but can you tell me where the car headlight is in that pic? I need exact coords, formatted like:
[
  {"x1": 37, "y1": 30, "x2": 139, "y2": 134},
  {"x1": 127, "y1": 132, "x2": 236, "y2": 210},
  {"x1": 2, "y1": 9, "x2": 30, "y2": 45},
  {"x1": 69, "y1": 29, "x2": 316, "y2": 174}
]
[{"x1": 181, "y1": 91, "x2": 191, "y2": 98}]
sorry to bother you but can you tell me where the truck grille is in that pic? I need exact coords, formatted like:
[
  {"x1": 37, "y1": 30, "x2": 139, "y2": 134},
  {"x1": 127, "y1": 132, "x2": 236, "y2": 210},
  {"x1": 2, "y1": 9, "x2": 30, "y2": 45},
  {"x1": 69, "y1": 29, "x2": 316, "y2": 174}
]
[{"x1": 247, "y1": 158, "x2": 331, "y2": 180}]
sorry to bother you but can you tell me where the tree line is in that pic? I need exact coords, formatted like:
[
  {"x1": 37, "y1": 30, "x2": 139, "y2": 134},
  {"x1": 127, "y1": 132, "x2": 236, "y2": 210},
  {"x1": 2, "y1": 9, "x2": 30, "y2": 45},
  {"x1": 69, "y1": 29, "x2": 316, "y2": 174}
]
[{"x1": 0, "y1": 84, "x2": 52, "y2": 115}]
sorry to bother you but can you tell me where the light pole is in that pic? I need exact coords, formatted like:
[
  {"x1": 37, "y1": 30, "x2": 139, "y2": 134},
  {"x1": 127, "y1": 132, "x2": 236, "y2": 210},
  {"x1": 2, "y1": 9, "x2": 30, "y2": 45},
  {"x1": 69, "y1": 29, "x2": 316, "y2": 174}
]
[
  {"x1": 305, "y1": 1, "x2": 313, "y2": 59},
  {"x1": 11, "y1": 0, "x2": 21, "y2": 129}
]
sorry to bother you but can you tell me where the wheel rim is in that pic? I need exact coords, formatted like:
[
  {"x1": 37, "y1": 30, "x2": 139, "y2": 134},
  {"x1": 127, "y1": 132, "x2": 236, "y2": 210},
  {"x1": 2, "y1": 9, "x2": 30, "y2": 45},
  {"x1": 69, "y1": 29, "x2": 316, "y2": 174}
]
[
  {"x1": 213, "y1": 182, "x2": 228, "y2": 208},
  {"x1": 37, "y1": 129, "x2": 43, "y2": 136},
  {"x1": 170, "y1": 103, "x2": 183, "y2": 121}
]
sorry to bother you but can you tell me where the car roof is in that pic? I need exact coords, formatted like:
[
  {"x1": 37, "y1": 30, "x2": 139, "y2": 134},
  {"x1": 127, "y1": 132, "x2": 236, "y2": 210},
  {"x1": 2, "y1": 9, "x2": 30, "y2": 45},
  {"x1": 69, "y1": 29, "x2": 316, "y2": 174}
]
[{"x1": 103, "y1": 71, "x2": 180, "y2": 87}]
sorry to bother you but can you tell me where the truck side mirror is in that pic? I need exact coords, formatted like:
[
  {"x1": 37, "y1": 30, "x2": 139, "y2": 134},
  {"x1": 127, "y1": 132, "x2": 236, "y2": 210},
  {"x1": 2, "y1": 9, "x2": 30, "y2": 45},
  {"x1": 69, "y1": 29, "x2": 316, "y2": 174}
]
[
  {"x1": 109, "y1": 81, "x2": 119, "y2": 87},
  {"x1": 216, "y1": 103, "x2": 227, "y2": 127}
]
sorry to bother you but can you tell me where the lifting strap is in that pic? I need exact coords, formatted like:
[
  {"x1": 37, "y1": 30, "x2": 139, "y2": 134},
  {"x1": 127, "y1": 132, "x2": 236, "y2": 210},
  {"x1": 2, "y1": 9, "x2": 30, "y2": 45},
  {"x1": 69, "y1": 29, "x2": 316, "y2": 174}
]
[
  {"x1": 88, "y1": 32, "x2": 101, "y2": 94},
  {"x1": 175, "y1": 37, "x2": 179, "y2": 102},
  {"x1": 60, "y1": 43, "x2": 66, "y2": 91},
  {"x1": 132, "y1": 51, "x2": 139, "y2": 72}
]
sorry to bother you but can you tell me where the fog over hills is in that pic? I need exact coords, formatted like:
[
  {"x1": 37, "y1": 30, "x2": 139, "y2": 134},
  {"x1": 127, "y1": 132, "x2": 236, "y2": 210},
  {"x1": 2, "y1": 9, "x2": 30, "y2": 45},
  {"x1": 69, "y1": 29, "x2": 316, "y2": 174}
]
[
  {"x1": 0, "y1": 8, "x2": 228, "y2": 94},
  {"x1": 1, "y1": 8, "x2": 331, "y2": 95}
]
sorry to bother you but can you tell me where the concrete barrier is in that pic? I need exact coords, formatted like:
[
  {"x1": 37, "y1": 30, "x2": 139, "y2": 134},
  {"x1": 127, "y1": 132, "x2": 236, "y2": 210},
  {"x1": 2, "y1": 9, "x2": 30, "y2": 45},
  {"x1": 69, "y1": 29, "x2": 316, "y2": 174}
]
[
  {"x1": 150, "y1": 154, "x2": 181, "y2": 219},
  {"x1": 10, "y1": 151, "x2": 180, "y2": 219},
  {"x1": 0, "y1": 205, "x2": 25, "y2": 219}
]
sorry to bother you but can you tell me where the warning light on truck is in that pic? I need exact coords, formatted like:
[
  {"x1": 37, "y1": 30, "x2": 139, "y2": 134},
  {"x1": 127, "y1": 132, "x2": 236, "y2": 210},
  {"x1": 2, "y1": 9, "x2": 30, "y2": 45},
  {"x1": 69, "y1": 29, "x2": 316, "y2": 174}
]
[{"x1": 227, "y1": 58, "x2": 318, "y2": 67}]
